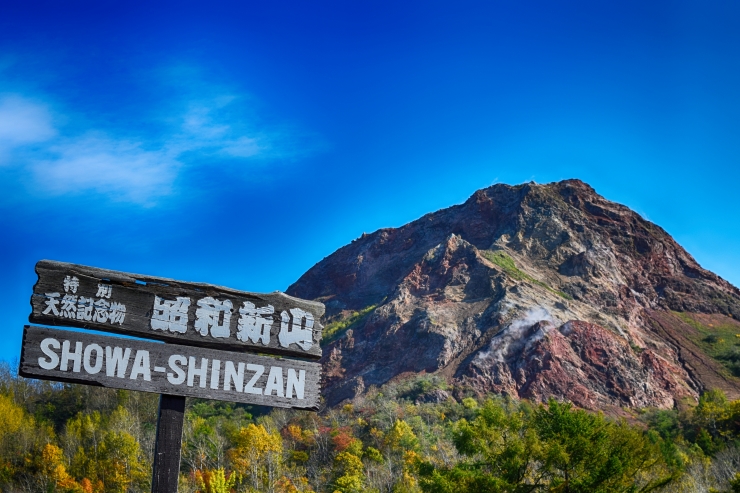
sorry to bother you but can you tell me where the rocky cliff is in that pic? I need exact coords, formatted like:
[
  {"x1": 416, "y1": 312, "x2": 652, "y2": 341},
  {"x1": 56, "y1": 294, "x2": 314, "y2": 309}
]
[{"x1": 287, "y1": 180, "x2": 740, "y2": 410}]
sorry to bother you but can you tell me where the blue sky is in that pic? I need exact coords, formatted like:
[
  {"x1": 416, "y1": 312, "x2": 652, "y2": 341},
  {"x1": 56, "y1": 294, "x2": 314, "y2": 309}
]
[{"x1": 1, "y1": 1, "x2": 739, "y2": 362}]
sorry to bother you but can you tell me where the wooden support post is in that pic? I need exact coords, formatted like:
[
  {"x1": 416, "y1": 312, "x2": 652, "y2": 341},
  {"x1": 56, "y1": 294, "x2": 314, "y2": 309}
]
[{"x1": 151, "y1": 394, "x2": 186, "y2": 493}]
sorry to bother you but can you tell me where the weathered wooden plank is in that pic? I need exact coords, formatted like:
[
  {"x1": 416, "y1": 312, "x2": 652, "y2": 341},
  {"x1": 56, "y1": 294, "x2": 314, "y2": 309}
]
[
  {"x1": 151, "y1": 394, "x2": 186, "y2": 493},
  {"x1": 20, "y1": 326, "x2": 321, "y2": 410},
  {"x1": 30, "y1": 260, "x2": 324, "y2": 359}
]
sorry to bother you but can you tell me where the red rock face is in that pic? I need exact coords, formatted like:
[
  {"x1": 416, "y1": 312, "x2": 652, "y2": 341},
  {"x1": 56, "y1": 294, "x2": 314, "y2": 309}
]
[
  {"x1": 287, "y1": 180, "x2": 740, "y2": 409},
  {"x1": 466, "y1": 320, "x2": 695, "y2": 410}
]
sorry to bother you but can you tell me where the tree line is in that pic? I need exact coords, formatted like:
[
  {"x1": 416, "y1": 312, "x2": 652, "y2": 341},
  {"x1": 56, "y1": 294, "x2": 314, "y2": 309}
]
[{"x1": 3, "y1": 361, "x2": 740, "y2": 493}]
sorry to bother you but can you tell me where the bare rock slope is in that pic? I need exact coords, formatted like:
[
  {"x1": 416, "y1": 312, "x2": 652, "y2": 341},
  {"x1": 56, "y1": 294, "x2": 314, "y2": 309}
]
[{"x1": 287, "y1": 180, "x2": 740, "y2": 410}]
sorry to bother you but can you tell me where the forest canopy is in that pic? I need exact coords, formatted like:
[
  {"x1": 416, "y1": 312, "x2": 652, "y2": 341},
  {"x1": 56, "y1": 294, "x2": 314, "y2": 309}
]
[{"x1": 2, "y1": 362, "x2": 740, "y2": 493}]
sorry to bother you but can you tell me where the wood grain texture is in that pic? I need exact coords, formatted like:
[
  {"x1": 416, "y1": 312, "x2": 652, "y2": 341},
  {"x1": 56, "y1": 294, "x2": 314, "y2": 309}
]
[
  {"x1": 151, "y1": 394, "x2": 185, "y2": 493},
  {"x1": 20, "y1": 326, "x2": 321, "y2": 410},
  {"x1": 30, "y1": 260, "x2": 324, "y2": 359}
]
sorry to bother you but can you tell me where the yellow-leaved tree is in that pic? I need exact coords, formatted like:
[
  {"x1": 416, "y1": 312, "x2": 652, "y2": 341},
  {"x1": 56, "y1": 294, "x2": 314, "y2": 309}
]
[
  {"x1": 0, "y1": 394, "x2": 24, "y2": 442},
  {"x1": 39, "y1": 443, "x2": 83, "y2": 493},
  {"x1": 64, "y1": 409, "x2": 147, "y2": 493},
  {"x1": 195, "y1": 467, "x2": 238, "y2": 493},
  {"x1": 98, "y1": 430, "x2": 148, "y2": 493},
  {"x1": 229, "y1": 422, "x2": 283, "y2": 493},
  {"x1": 332, "y1": 451, "x2": 364, "y2": 493},
  {"x1": 0, "y1": 392, "x2": 48, "y2": 488},
  {"x1": 384, "y1": 420, "x2": 421, "y2": 493}
]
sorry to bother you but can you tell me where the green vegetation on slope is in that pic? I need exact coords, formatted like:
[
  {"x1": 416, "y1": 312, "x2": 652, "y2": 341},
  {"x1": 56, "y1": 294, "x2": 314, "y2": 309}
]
[
  {"x1": 322, "y1": 303, "x2": 379, "y2": 343},
  {"x1": 674, "y1": 311, "x2": 740, "y2": 377},
  {"x1": 481, "y1": 250, "x2": 573, "y2": 300}
]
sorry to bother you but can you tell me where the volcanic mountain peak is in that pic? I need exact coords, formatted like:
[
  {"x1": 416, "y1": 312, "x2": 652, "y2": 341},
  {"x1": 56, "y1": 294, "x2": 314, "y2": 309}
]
[{"x1": 288, "y1": 179, "x2": 740, "y2": 410}]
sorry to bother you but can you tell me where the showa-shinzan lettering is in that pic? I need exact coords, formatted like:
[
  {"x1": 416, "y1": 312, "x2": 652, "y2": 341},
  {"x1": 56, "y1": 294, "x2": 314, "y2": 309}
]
[
  {"x1": 35, "y1": 336, "x2": 308, "y2": 400},
  {"x1": 43, "y1": 276, "x2": 126, "y2": 325},
  {"x1": 151, "y1": 295, "x2": 314, "y2": 351}
]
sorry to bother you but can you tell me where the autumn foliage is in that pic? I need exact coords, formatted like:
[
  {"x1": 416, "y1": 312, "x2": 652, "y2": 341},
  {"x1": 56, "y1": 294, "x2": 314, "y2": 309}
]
[{"x1": 5, "y1": 363, "x2": 740, "y2": 492}]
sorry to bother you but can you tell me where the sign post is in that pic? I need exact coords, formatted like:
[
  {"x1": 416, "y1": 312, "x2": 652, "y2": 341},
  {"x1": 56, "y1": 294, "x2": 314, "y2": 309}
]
[
  {"x1": 20, "y1": 260, "x2": 324, "y2": 493},
  {"x1": 151, "y1": 394, "x2": 186, "y2": 493}
]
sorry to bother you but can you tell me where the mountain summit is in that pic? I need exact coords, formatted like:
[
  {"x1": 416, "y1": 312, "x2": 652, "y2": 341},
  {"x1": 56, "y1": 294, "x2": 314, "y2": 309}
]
[{"x1": 287, "y1": 180, "x2": 740, "y2": 410}]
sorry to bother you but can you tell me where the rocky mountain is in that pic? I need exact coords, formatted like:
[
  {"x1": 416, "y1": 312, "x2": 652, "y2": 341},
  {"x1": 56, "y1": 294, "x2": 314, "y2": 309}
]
[{"x1": 287, "y1": 180, "x2": 740, "y2": 411}]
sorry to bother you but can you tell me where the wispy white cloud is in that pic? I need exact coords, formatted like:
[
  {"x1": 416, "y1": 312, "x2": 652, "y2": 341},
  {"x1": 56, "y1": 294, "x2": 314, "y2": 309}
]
[
  {"x1": 0, "y1": 95, "x2": 56, "y2": 161},
  {"x1": 0, "y1": 86, "x2": 314, "y2": 205},
  {"x1": 219, "y1": 136, "x2": 263, "y2": 158},
  {"x1": 34, "y1": 134, "x2": 179, "y2": 204},
  {"x1": 181, "y1": 100, "x2": 233, "y2": 138},
  {"x1": 172, "y1": 98, "x2": 268, "y2": 159}
]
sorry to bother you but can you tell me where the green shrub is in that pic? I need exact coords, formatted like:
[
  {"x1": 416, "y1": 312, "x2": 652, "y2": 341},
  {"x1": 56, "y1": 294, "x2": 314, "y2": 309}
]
[{"x1": 481, "y1": 250, "x2": 573, "y2": 300}]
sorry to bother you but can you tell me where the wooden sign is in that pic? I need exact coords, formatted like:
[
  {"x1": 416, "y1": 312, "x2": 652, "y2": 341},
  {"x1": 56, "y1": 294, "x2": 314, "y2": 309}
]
[
  {"x1": 20, "y1": 326, "x2": 321, "y2": 410},
  {"x1": 29, "y1": 260, "x2": 324, "y2": 359},
  {"x1": 23, "y1": 259, "x2": 326, "y2": 493}
]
